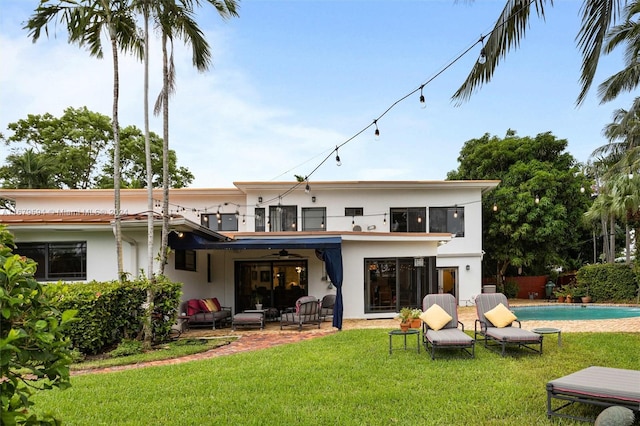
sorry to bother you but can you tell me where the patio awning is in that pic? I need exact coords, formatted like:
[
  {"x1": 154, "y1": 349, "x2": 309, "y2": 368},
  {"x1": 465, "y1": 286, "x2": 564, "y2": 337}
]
[{"x1": 168, "y1": 233, "x2": 341, "y2": 251}]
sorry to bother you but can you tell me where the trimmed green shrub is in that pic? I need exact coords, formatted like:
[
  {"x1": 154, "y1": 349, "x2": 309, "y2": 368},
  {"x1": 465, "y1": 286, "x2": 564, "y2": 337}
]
[
  {"x1": 576, "y1": 263, "x2": 638, "y2": 302},
  {"x1": 0, "y1": 225, "x2": 77, "y2": 425},
  {"x1": 45, "y1": 277, "x2": 182, "y2": 355}
]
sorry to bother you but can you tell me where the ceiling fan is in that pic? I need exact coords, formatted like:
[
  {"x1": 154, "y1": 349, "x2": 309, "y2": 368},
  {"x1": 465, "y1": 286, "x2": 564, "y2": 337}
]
[{"x1": 261, "y1": 249, "x2": 304, "y2": 259}]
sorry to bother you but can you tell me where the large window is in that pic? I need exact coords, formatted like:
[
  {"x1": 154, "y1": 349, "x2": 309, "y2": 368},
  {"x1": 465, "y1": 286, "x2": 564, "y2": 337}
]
[
  {"x1": 19, "y1": 242, "x2": 87, "y2": 281},
  {"x1": 269, "y1": 205, "x2": 297, "y2": 231},
  {"x1": 364, "y1": 257, "x2": 437, "y2": 313},
  {"x1": 429, "y1": 206, "x2": 465, "y2": 237},
  {"x1": 390, "y1": 207, "x2": 426, "y2": 232},
  {"x1": 302, "y1": 207, "x2": 326, "y2": 231},
  {"x1": 201, "y1": 213, "x2": 238, "y2": 231}
]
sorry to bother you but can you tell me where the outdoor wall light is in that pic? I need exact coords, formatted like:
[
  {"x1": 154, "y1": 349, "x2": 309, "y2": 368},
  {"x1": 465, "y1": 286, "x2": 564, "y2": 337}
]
[
  {"x1": 258, "y1": 196, "x2": 263, "y2": 203},
  {"x1": 311, "y1": 196, "x2": 316, "y2": 203},
  {"x1": 466, "y1": 265, "x2": 470, "y2": 271}
]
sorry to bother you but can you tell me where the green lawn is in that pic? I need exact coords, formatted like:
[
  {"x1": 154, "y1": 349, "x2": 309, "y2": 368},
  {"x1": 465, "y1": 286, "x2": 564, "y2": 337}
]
[{"x1": 34, "y1": 330, "x2": 640, "y2": 425}]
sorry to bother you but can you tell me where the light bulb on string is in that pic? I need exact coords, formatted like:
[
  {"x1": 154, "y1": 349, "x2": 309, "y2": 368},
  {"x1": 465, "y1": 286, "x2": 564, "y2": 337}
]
[
  {"x1": 629, "y1": 167, "x2": 634, "y2": 179},
  {"x1": 335, "y1": 147, "x2": 342, "y2": 166},
  {"x1": 492, "y1": 203, "x2": 498, "y2": 212},
  {"x1": 373, "y1": 120, "x2": 380, "y2": 141},
  {"x1": 580, "y1": 185, "x2": 585, "y2": 193},
  {"x1": 535, "y1": 194, "x2": 540, "y2": 204},
  {"x1": 383, "y1": 213, "x2": 387, "y2": 225},
  {"x1": 419, "y1": 85, "x2": 426, "y2": 109},
  {"x1": 478, "y1": 47, "x2": 487, "y2": 64},
  {"x1": 478, "y1": 35, "x2": 487, "y2": 65},
  {"x1": 305, "y1": 181, "x2": 310, "y2": 193}
]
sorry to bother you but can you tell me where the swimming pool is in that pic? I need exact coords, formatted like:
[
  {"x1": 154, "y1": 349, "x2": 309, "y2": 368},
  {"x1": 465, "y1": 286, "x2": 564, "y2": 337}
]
[{"x1": 511, "y1": 305, "x2": 640, "y2": 321}]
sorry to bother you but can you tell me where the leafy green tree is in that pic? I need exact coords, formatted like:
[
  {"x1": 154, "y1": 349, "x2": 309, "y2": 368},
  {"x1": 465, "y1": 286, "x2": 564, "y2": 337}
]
[
  {"x1": 1, "y1": 107, "x2": 112, "y2": 189},
  {"x1": 1, "y1": 109, "x2": 193, "y2": 190},
  {"x1": 454, "y1": 0, "x2": 622, "y2": 105},
  {"x1": 0, "y1": 225, "x2": 78, "y2": 425},
  {"x1": 95, "y1": 126, "x2": 194, "y2": 188},
  {"x1": 448, "y1": 130, "x2": 593, "y2": 285}
]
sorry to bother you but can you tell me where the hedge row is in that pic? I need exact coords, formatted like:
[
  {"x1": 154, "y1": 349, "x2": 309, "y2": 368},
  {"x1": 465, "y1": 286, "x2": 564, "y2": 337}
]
[
  {"x1": 576, "y1": 263, "x2": 639, "y2": 303},
  {"x1": 44, "y1": 277, "x2": 182, "y2": 355}
]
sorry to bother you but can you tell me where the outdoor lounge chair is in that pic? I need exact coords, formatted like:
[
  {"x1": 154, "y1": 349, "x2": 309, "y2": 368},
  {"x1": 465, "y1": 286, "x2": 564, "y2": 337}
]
[
  {"x1": 546, "y1": 366, "x2": 640, "y2": 422},
  {"x1": 320, "y1": 294, "x2": 336, "y2": 322},
  {"x1": 421, "y1": 293, "x2": 475, "y2": 360},
  {"x1": 474, "y1": 293, "x2": 542, "y2": 356},
  {"x1": 280, "y1": 295, "x2": 321, "y2": 331}
]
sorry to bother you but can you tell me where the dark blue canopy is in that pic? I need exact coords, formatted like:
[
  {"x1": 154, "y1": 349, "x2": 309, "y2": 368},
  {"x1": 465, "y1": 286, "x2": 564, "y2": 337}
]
[{"x1": 315, "y1": 248, "x2": 343, "y2": 330}]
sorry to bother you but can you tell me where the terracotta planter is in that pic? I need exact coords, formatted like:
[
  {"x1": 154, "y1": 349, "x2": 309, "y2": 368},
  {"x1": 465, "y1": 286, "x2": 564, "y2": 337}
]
[
  {"x1": 410, "y1": 318, "x2": 421, "y2": 329},
  {"x1": 566, "y1": 296, "x2": 573, "y2": 303},
  {"x1": 557, "y1": 296, "x2": 565, "y2": 303},
  {"x1": 581, "y1": 296, "x2": 592, "y2": 303},
  {"x1": 400, "y1": 322, "x2": 410, "y2": 332}
]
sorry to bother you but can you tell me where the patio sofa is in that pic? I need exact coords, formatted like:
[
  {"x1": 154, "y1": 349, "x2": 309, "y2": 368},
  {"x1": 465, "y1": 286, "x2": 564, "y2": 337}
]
[{"x1": 180, "y1": 297, "x2": 232, "y2": 329}]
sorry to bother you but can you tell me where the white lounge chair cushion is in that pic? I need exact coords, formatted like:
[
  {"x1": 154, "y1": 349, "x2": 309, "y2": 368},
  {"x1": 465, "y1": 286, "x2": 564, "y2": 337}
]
[
  {"x1": 420, "y1": 303, "x2": 452, "y2": 331},
  {"x1": 484, "y1": 302, "x2": 517, "y2": 328}
]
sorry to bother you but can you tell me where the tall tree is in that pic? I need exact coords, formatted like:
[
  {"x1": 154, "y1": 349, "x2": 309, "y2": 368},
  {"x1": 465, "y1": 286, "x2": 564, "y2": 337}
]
[
  {"x1": 25, "y1": 0, "x2": 142, "y2": 281},
  {"x1": 448, "y1": 130, "x2": 593, "y2": 286},
  {"x1": 2, "y1": 107, "x2": 112, "y2": 189},
  {"x1": 453, "y1": 0, "x2": 623, "y2": 106},
  {"x1": 0, "y1": 149, "x2": 56, "y2": 189},
  {"x1": 149, "y1": 0, "x2": 239, "y2": 274}
]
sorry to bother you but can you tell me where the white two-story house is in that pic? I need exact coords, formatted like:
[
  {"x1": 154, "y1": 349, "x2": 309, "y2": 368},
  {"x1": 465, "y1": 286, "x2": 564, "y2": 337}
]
[{"x1": 0, "y1": 179, "x2": 498, "y2": 328}]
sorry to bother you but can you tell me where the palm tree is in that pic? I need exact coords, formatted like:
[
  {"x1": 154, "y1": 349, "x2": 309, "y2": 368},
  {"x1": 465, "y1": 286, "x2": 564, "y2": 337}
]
[
  {"x1": 598, "y1": 0, "x2": 640, "y2": 102},
  {"x1": 453, "y1": 0, "x2": 624, "y2": 106},
  {"x1": 149, "y1": 0, "x2": 239, "y2": 274},
  {"x1": 26, "y1": 0, "x2": 143, "y2": 281}
]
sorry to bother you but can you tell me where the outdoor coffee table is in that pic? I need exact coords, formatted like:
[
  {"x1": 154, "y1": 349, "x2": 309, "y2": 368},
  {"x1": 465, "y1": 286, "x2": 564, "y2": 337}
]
[
  {"x1": 232, "y1": 310, "x2": 265, "y2": 330},
  {"x1": 532, "y1": 327, "x2": 562, "y2": 347},
  {"x1": 388, "y1": 329, "x2": 420, "y2": 354}
]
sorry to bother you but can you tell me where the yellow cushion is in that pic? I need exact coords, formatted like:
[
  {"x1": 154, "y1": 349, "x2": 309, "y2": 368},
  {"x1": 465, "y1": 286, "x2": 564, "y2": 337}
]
[
  {"x1": 484, "y1": 303, "x2": 517, "y2": 328},
  {"x1": 420, "y1": 303, "x2": 453, "y2": 331}
]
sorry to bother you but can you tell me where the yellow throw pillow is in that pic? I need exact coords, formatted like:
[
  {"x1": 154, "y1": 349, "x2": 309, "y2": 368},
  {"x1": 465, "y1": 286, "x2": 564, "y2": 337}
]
[
  {"x1": 484, "y1": 303, "x2": 517, "y2": 328},
  {"x1": 201, "y1": 298, "x2": 217, "y2": 312},
  {"x1": 420, "y1": 303, "x2": 453, "y2": 331}
]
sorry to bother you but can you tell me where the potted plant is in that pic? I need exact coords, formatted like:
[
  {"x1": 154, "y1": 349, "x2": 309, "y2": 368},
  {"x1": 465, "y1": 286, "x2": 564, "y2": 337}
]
[
  {"x1": 397, "y1": 307, "x2": 412, "y2": 332},
  {"x1": 553, "y1": 287, "x2": 566, "y2": 303},
  {"x1": 254, "y1": 294, "x2": 263, "y2": 310},
  {"x1": 410, "y1": 308, "x2": 422, "y2": 328}
]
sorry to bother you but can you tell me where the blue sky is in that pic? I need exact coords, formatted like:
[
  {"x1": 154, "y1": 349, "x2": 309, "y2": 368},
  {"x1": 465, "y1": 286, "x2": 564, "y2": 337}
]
[{"x1": 0, "y1": 1, "x2": 636, "y2": 187}]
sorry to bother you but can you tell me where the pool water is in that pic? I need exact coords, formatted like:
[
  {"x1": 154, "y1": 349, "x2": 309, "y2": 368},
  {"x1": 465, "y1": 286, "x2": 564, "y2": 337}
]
[{"x1": 511, "y1": 305, "x2": 640, "y2": 321}]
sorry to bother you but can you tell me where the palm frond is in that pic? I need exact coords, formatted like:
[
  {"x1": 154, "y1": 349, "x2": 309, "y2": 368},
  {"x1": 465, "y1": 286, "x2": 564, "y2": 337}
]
[
  {"x1": 452, "y1": 0, "x2": 548, "y2": 104},
  {"x1": 575, "y1": 0, "x2": 622, "y2": 105}
]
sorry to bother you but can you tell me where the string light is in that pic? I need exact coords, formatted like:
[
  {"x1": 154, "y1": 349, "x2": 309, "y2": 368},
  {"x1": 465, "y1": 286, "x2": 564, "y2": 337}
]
[
  {"x1": 335, "y1": 147, "x2": 342, "y2": 166},
  {"x1": 305, "y1": 179, "x2": 310, "y2": 193},
  {"x1": 419, "y1": 85, "x2": 426, "y2": 109},
  {"x1": 478, "y1": 35, "x2": 487, "y2": 65},
  {"x1": 453, "y1": 206, "x2": 458, "y2": 218},
  {"x1": 535, "y1": 194, "x2": 540, "y2": 204},
  {"x1": 373, "y1": 120, "x2": 380, "y2": 141},
  {"x1": 493, "y1": 203, "x2": 498, "y2": 212},
  {"x1": 383, "y1": 213, "x2": 387, "y2": 225}
]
